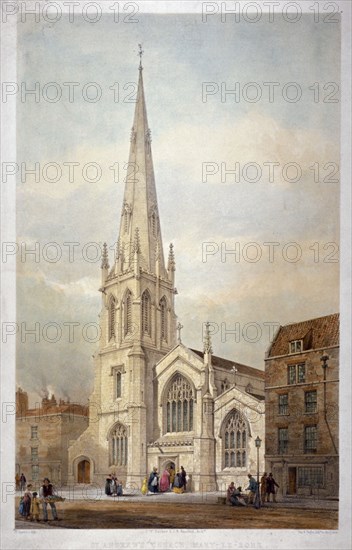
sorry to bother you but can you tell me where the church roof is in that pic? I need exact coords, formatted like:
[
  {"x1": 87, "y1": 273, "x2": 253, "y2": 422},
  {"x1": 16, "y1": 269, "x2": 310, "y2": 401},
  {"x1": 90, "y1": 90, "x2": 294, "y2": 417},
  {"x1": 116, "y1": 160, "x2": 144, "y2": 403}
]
[
  {"x1": 190, "y1": 349, "x2": 265, "y2": 379},
  {"x1": 267, "y1": 313, "x2": 339, "y2": 358}
]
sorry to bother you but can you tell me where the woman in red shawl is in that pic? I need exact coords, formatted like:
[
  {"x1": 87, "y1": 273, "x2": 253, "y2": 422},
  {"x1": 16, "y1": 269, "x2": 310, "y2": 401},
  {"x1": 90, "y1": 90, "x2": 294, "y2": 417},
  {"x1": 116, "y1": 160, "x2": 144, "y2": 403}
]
[{"x1": 159, "y1": 469, "x2": 170, "y2": 492}]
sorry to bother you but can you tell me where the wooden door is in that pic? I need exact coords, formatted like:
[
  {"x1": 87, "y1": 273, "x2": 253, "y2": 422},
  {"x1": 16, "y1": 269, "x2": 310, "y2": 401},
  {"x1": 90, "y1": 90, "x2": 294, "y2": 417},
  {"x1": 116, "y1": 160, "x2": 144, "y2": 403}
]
[
  {"x1": 288, "y1": 467, "x2": 297, "y2": 494},
  {"x1": 78, "y1": 460, "x2": 90, "y2": 483}
]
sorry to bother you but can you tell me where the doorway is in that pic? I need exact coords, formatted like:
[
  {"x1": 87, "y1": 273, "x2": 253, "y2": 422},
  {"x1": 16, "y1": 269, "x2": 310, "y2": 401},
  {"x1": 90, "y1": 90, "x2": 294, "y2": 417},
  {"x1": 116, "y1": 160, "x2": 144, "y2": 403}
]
[
  {"x1": 288, "y1": 467, "x2": 297, "y2": 494},
  {"x1": 77, "y1": 459, "x2": 90, "y2": 483}
]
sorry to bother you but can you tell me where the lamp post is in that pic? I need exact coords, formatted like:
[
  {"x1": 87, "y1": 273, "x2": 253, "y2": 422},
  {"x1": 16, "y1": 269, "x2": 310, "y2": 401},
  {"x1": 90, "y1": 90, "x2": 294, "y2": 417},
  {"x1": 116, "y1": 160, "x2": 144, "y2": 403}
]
[{"x1": 255, "y1": 436, "x2": 262, "y2": 509}]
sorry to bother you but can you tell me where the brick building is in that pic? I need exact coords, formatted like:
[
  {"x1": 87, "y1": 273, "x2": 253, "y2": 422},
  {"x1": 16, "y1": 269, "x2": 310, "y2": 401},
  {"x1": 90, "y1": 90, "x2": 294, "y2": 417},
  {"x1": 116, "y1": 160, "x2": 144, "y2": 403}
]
[
  {"x1": 264, "y1": 313, "x2": 339, "y2": 498},
  {"x1": 16, "y1": 388, "x2": 89, "y2": 485}
]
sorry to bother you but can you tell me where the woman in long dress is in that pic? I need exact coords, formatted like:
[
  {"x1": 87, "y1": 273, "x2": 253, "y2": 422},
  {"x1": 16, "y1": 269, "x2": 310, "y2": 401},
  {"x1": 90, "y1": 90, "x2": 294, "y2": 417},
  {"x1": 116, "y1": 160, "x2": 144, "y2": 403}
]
[
  {"x1": 159, "y1": 469, "x2": 170, "y2": 492},
  {"x1": 148, "y1": 468, "x2": 159, "y2": 493},
  {"x1": 173, "y1": 473, "x2": 184, "y2": 494}
]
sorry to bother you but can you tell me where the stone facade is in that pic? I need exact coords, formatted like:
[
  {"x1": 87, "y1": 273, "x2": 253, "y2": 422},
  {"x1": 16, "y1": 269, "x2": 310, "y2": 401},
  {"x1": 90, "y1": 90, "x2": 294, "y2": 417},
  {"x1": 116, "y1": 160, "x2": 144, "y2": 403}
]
[
  {"x1": 67, "y1": 62, "x2": 265, "y2": 491},
  {"x1": 264, "y1": 314, "x2": 339, "y2": 498},
  {"x1": 16, "y1": 388, "x2": 89, "y2": 485}
]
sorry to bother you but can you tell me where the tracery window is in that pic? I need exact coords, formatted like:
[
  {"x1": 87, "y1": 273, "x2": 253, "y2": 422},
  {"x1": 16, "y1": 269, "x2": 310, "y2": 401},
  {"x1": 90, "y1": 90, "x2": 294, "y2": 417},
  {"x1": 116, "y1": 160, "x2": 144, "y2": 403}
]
[
  {"x1": 160, "y1": 297, "x2": 167, "y2": 341},
  {"x1": 110, "y1": 424, "x2": 128, "y2": 466},
  {"x1": 108, "y1": 296, "x2": 116, "y2": 341},
  {"x1": 223, "y1": 410, "x2": 248, "y2": 468},
  {"x1": 141, "y1": 290, "x2": 151, "y2": 335},
  {"x1": 166, "y1": 375, "x2": 194, "y2": 433},
  {"x1": 124, "y1": 291, "x2": 132, "y2": 336}
]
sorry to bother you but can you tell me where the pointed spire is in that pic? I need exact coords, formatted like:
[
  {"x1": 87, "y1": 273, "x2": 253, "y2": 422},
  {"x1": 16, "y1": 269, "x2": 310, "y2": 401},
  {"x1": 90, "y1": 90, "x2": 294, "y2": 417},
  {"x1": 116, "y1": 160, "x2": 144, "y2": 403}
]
[
  {"x1": 203, "y1": 322, "x2": 213, "y2": 354},
  {"x1": 116, "y1": 48, "x2": 166, "y2": 276},
  {"x1": 101, "y1": 242, "x2": 109, "y2": 270},
  {"x1": 168, "y1": 243, "x2": 176, "y2": 272}
]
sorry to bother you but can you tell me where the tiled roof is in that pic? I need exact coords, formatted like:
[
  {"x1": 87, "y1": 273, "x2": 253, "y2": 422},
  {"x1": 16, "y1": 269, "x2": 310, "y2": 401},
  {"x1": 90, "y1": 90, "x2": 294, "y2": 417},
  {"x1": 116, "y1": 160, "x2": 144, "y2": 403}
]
[
  {"x1": 268, "y1": 313, "x2": 339, "y2": 358},
  {"x1": 190, "y1": 349, "x2": 265, "y2": 379}
]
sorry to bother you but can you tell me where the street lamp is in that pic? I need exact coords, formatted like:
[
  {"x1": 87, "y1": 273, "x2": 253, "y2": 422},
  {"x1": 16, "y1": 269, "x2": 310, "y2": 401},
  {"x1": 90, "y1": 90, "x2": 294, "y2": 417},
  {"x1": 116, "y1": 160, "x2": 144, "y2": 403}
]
[{"x1": 255, "y1": 436, "x2": 262, "y2": 509}]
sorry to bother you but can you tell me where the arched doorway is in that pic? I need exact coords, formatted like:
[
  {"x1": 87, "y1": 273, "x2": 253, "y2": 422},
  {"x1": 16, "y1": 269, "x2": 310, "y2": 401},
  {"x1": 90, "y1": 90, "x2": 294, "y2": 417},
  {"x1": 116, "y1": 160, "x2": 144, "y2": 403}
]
[{"x1": 77, "y1": 459, "x2": 90, "y2": 483}]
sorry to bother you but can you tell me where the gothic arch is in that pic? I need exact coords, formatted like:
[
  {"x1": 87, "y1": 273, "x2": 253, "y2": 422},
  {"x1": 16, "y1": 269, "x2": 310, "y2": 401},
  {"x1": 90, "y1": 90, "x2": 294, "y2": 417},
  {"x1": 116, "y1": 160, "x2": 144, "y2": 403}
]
[
  {"x1": 159, "y1": 295, "x2": 168, "y2": 342},
  {"x1": 122, "y1": 289, "x2": 133, "y2": 337},
  {"x1": 162, "y1": 373, "x2": 195, "y2": 434},
  {"x1": 220, "y1": 409, "x2": 250, "y2": 469},
  {"x1": 107, "y1": 422, "x2": 128, "y2": 467},
  {"x1": 141, "y1": 289, "x2": 152, "y2": 336},
  {"x1": 72, "y1": 454, "x2": 95, "y2": 482},
  {"x1": 108, "y1": 295, "x2": 117, "y2": 341}
]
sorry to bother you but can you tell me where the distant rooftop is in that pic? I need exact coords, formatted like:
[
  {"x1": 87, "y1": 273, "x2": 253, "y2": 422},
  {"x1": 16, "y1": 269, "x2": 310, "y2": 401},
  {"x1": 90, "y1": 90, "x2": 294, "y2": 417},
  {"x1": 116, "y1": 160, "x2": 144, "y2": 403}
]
[{"x1": 268, "y1": 313, "x2": 339, "y2": 358}]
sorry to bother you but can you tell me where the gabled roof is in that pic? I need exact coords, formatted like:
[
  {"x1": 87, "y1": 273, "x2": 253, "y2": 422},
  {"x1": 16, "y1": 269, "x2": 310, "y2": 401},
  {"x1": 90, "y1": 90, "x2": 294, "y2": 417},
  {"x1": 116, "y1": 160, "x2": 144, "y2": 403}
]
[
  {"x1": 268, "y1": 313, "x2": 339, "y2": 358},
  {"x1": 190, "y1": 349, "x2": 265, "y2": 379}
]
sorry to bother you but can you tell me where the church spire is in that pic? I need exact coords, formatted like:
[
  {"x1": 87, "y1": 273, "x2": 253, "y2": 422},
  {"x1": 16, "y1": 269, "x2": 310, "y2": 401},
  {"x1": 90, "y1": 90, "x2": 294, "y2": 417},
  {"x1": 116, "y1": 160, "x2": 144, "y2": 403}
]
[{"x1": 116, "y1": 48, "x2": 166, "y2": 276}]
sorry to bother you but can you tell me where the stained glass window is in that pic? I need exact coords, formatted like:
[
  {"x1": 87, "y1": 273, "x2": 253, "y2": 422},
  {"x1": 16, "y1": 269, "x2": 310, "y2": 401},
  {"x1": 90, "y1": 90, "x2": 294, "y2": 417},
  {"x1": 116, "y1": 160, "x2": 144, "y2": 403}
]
[
  {"x1": 166, "y1": 375, "x2": 194, "y2": 433},
  {"x1": 223, "y1": 410, "x2": 248, "y2": 469}
]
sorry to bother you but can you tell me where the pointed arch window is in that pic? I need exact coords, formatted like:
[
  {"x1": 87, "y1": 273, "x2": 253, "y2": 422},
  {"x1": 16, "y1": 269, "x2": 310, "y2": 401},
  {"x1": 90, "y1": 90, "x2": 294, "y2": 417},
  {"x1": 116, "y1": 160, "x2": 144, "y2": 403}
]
[
  {"x1": 108, "y1": 297, "x2": 116, "y2": 341},
  {"x1": 166, "y1": 375, "x2": 194, "y2": 433},
  {"x1": 110, "y1": 423, "x2": 128, "y2": 466},
  {"x1": 223, "y1": 410, "x2": 248, "y2": 468},
  {"x1": 124, "y1": 291, "x2": 132, "y2": 336},
  {"x1": 160, "y1": 297, "x2": 167, "y2": 342},
  {"x1": 141, "y1": 290, "x2": 151, "y2": 336}
]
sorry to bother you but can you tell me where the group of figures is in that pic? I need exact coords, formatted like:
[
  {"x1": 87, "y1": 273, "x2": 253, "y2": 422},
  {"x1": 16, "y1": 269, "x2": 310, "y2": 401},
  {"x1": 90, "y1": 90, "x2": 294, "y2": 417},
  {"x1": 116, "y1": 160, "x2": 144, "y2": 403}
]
[
  {"x1": 142, "y1": 465, "x2": 188, "y2": 495},
  {"x1": 18, "y1": 477, "x2": 63, "y2": 522},
  {"x1": 227, "y1": 472, "x2": 280, "y2": 507},
  {"x1": 104, "y1": 474, "x2": 123, "y2": 497}
]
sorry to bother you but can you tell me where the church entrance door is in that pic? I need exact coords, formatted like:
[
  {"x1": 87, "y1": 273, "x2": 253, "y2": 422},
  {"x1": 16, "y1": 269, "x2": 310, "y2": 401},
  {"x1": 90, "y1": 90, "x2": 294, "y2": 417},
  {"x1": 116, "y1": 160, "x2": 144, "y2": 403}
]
[{"x1": 77, "y1": 459, "x2": 90, "y2": 483}]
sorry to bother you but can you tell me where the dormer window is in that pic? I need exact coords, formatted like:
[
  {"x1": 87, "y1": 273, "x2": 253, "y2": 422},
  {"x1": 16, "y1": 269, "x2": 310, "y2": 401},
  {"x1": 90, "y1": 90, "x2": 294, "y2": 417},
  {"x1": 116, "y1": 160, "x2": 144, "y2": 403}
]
[{"x1": 289, "y1": 340, "x2": 303, "y2": 354}]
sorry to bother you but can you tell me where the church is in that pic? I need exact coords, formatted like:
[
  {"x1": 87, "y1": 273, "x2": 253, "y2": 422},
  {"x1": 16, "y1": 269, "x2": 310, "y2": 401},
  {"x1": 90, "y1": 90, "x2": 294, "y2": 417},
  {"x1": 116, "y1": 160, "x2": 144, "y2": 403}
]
[{"x1": 67, "y1": 55, "x2": 265, "y2": 492}]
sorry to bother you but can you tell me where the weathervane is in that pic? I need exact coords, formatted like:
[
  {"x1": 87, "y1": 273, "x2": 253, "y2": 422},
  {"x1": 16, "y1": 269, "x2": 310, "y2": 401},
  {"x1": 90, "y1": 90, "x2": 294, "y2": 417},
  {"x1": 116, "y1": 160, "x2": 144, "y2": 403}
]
[{"x1": 138, "y1": 43, "x2": 144, "y2": 70}]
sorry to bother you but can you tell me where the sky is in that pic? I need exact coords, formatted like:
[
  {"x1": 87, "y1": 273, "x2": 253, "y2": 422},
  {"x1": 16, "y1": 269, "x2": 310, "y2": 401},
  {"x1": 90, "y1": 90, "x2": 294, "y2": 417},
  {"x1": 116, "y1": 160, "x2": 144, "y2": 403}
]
[{"x1": 15, "y1": 11, "x2": 340, "y2": 405}]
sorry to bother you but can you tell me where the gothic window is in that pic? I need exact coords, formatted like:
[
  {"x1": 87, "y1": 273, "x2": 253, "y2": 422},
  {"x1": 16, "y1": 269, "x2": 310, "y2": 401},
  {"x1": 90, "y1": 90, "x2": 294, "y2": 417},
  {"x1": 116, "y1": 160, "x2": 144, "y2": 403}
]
[
  {"x1": 223, "y1": 410, "x2": 248, "y2": 469},
  {"x1": 108, "y1": 296, "x2": 116, "y2": 341},
  {"x1": 166, "y1": 375, "x2": 194, "y2": 433},
  {"x1": 116, "y1": 372, "x2": 122, "y2": 398},
  {"x1": 110, "y1": 423, "x2": 128, "y2": 466},
  {"x1": 124, "y1": 291, "x2": 132, "y2": 336},
  {"x1": 141, "y1": 290, "x2": 151, "y2": 335},
  {"x1": 160, "y1": 297, "x2": 167, "y2": 341}
]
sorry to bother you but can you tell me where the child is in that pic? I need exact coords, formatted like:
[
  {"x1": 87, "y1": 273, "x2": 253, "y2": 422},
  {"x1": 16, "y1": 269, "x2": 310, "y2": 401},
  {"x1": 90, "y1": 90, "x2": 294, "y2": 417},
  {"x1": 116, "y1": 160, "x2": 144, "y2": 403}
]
[
  {"x1": 22, "y1": 484, "x2": 32, "y2": 520},
  {"x1": 30, "y1": 492, "x2": 40, "y2": 522},
  {"x1": 141, "y1": 477, "x2": 148, "y2": 495}
]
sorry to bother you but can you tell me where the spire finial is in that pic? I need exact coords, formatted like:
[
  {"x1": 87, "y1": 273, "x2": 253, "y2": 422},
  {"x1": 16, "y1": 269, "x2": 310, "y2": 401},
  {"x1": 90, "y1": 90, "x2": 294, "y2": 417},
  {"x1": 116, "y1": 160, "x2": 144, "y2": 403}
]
[
  {"x1": 204, "y1": 321, "x2": 213, "y2": 354},
  {"x1": 101, "y1": 242, "x2": 109, "y2": 270},
  {"x1": 138, "y1": 43, "x2": 144, "y2": 70},
  {"x1": 168, "y1": 243, "x2": 176, "y2": 272},
  {"x1": 177, "y1": 322, "x2": 183, "y2": 344}
]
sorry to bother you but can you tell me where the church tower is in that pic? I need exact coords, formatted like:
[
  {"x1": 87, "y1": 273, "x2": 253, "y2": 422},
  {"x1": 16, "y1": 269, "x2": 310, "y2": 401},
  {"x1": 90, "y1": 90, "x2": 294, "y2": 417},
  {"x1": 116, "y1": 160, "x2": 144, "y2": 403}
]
[{"x1": 74, "y1": 51, "x2": 178, "y2": 488}]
